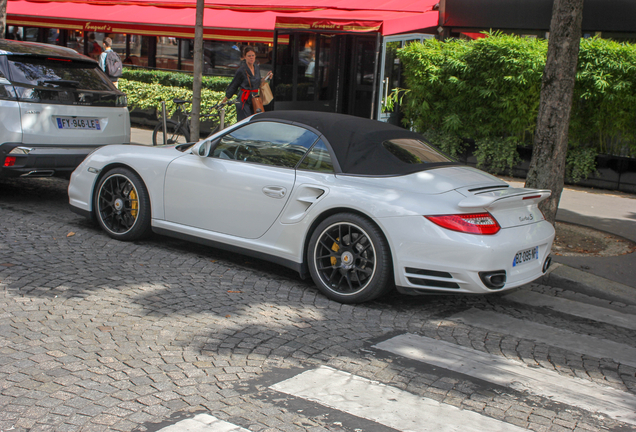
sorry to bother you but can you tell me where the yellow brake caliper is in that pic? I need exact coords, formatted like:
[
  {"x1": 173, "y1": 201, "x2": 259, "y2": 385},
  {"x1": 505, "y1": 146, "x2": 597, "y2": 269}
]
[
  {"x1": 331, "y1": 238, "x2": 339, "y2": 266},
  {"x1": 129, "y1": 189, "x2": 138, "y2": 218}
]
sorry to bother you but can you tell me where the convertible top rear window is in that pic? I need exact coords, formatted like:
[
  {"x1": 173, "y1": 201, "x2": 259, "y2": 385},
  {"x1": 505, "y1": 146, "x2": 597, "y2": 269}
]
[{"x1": 383, "y1": 139, "x2": 452, "y2": 164}]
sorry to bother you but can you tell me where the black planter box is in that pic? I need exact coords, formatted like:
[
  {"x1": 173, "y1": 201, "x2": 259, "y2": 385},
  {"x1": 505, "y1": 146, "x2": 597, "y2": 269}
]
[{"x1": 457, "y1": 143, "x2": 636, "y2": 194}]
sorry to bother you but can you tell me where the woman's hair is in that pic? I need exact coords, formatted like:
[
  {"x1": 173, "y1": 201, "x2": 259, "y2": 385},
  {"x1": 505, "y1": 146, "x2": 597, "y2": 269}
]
[{"x1": 242, "y1": 46, "x2": 256, "y2": 57}]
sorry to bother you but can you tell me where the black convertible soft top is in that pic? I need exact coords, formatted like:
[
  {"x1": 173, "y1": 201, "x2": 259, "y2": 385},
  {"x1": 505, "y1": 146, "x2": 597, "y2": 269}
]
[{"x1": 252, "y1": 111, "x2": 457, "y2": 176}]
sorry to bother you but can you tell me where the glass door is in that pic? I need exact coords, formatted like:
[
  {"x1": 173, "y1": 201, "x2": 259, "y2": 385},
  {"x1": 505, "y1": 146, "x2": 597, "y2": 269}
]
[
  {"x1": 346, "y1": 35, "x2": 378, "y2": 118},
  {"x1": 274, "y1": 33, "x2": 341, "y2": 112},
  {"x1": 377, "y1": 34, "x2": 433, "y2": 124}
]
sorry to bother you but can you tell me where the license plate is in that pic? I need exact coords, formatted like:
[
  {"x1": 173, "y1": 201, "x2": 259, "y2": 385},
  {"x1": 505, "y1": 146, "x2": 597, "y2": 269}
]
[
  {"x1": 512, "y1": 246, "x2": 539, "y2": 267},
  {"x1": 56, "y1": 117, "x2": 101, "y2": 130}
]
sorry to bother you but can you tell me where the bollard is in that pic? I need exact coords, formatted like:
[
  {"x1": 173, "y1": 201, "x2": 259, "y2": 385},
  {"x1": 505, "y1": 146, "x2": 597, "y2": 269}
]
[{"x1": 161, "y1": 101, "x2": 167, "y2": 146}]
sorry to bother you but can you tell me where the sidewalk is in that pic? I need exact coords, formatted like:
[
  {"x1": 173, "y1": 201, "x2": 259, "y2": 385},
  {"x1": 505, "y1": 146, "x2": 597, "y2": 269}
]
[
  {"x1": 131, "y1": 125, "x2": 155, "y2": 146},
  {"x1": 129, "y1": 126, "x2": 636, "y2": 304}
]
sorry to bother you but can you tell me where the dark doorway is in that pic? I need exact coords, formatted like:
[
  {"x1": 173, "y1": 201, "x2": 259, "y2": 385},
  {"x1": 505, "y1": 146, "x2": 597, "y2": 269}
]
[
  {"x1": 274, "y1": 32, "x2": 377, "y2": 118},
  {"x1": 343, "y1": 35, "x2": 377, "y2": 118}
]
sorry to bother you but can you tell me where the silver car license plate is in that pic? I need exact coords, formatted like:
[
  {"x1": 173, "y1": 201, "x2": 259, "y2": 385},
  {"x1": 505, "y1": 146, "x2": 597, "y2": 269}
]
[
  {"x1": 56, "y1": 117, "x2": 101, "y2": 130},
  {"x1": 512, "y1": 246, "x2": 539, "y2": 267}
]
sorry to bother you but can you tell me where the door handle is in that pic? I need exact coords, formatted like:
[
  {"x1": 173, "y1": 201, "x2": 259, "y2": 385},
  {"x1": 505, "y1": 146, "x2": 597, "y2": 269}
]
[{"x1": 262, "y1": 186, "x2": 287, "y2": 199}]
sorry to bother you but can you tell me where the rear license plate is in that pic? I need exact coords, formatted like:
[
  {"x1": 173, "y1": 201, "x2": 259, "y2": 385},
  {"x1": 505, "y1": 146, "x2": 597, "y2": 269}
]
[
  {"x1": 56, "y1": 117, "x2": 101, "y2": 130},
  {"x1": 512, "y1": 246, "x2": 539, "y2": 267}
]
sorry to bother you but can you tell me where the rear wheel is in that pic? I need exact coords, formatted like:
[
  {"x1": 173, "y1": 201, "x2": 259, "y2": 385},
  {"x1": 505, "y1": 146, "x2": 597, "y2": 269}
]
[
  {"x1": 308, "y1": 213, "x2": 393, "y2": 303},
  {"x1": 152, "y1": 120, "x2": 190, "y2": 146},
  {"x1": 94, "y1": 168, "x2": 151, "y2": 241}
]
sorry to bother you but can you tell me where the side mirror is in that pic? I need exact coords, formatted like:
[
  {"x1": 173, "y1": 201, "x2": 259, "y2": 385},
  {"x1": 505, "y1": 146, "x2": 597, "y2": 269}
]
[{"x1": 192, "y1": 139, "x2": 217, "y2": 158}]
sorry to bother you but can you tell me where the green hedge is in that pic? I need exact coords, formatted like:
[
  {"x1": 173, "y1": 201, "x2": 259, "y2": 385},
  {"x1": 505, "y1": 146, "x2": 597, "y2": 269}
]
[
  {"x1": 395, "y1": 34, "x2": 636, "y2": 178},
  {"x1": 121, "y1": 68, "x2": 232, "y2": 92},
  {"x1": 119, "y1": 78, "x2": 237, "y2": 126}
]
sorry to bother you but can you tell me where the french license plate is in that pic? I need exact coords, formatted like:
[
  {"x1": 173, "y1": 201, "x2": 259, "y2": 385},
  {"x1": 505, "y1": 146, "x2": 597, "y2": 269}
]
[
  {"x1": 56, "y1": 117, "x2": 101, "y2": 130},
  {"x1": 512, "y1": 246, "x2": 539, "y2": 267}
]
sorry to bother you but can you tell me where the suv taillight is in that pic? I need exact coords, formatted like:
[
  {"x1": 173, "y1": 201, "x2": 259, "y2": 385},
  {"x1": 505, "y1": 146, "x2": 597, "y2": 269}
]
[{"x1": 116, "y1": 94, "x2": 127, "y2": 107}]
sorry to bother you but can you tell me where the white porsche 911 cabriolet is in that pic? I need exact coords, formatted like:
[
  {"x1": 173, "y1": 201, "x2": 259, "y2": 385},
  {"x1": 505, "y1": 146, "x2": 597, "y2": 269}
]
[{"x1": 69, "y1": 111, "x2": 555, "y2": 303}]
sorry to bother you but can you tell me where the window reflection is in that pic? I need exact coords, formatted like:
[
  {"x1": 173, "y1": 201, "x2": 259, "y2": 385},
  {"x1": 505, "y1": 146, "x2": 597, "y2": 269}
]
[
  {"x1": 211, "y1": 122, "x2": 318, "y2": 168},
  {"x1": 298, "y1": 140, "x2": 334, "y2": 173},
  {"x1": 8, "y1": 57, "x2": 112, "y2": 90},
  {"x1": 382, "y1": 139, "x2": 453, "y2": 164},
  {"x1": 157, "y1": 36, "x2": 179, "y2": 69}
]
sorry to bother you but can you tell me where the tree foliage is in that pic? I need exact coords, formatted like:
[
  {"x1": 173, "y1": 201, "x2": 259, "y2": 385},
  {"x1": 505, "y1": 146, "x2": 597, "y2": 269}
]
[{"x1": 395, "y1": 33, "x2": 636, "y2": 178}]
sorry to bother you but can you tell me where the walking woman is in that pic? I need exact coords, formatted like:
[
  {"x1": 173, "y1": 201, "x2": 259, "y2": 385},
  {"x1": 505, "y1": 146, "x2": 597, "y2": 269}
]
[{"x1": 222, "y1": 46, "x2": 273, "y2": 121}]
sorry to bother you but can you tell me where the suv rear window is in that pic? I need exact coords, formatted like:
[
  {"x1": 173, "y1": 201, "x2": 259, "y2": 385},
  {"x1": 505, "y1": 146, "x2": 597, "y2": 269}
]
[
  {"x1": 8, "y1": 56, "x2": 112, "y2": 90},
  {"x1": 6, "y1": 55, "x2": 122, "y2": 106}
]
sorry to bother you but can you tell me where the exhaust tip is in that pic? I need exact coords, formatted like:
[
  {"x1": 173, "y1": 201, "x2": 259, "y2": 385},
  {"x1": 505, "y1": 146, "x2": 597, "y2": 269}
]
[
  {"x1": 542, "y1": 256, "x2": 552, "y2": 273},
  {"x1": 479, "y1": 270, "x2": 507, "y2": 290},
  {"x1": 21, "y1": 170, "x2": 55, "y2": 178}
]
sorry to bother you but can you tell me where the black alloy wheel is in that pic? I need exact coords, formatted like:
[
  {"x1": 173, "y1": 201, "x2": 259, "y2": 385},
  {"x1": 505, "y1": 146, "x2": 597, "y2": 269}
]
[
  {"x1": 95, "y1": 168, "x2": 151, "y2": 241},
  {"x1": 308, "y1": 213, "x2": 392, "y2": 304}
]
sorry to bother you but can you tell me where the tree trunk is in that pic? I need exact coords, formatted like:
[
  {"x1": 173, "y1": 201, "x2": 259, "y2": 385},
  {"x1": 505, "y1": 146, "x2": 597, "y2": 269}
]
[
  {"x1": 189, "y1": 0, "x2": 204, "y2": 142},
  {"x1": 524, "y1": 0, "x2": 584, "y2": 225},
  {"x1": 1, "y1": 0, "x2": 7, "y2": 39}
]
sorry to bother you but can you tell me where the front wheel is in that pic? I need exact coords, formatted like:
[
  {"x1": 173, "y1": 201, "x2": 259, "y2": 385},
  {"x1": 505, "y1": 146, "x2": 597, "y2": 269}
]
[
  {"x1": 152, "y1": 120, "x2": 190, "y2": 146},
  {"x1": 94, "y1": 168, "x2": 152, "y2": 241},
  {"x1": 307, "y1": 213, "x2": 393, "y2": 304}
]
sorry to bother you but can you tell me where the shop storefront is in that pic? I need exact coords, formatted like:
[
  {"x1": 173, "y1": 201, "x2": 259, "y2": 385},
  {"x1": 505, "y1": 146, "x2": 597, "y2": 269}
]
[
  {"x1": 6, "y1": 0, "x2": 287, "y2": 75},
  {"x1": 6, "y1": 0, "x2": 440, "y2": 120},
  {"x1": 7, "y1": 0, "x2": 636, "y2": 120},
  {"x1": 272, "y1": 10, "x2": 437, "y2": 119}
]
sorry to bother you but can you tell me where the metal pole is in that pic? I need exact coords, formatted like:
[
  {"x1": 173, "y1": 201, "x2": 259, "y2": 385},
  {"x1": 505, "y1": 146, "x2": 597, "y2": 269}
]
[
  {"x1": 219, "y1": 106, "x2": 225, "y2": 131},
  {"x1": 370, "y1": 32, "x2": 382, "y2": 120},
  {"x1": 161, "y1": 101, "x2": 167, "y2": 146}
]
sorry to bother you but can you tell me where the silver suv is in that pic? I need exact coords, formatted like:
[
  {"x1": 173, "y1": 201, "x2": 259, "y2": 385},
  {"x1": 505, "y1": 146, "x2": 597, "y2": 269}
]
[{"x1": 0, "y1": 39, "x2": 130, "y2": 178}]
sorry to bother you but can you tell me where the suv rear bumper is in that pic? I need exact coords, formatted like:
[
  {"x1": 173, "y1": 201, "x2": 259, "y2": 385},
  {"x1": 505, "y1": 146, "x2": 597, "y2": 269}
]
[{"x1": 0, "y1": 143, "x2": 104, "y2": 178}]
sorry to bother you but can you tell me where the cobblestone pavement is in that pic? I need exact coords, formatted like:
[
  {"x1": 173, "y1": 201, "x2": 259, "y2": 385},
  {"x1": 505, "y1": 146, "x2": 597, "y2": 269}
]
[{"x1": 1, "y1": 177, "x2": 635, "y2": 432}]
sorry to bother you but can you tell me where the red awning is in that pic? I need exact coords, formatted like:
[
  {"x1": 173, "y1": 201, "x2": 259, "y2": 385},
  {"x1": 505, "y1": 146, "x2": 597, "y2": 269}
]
[
  {"x1": 7, "y1": 0, "x2": 439, "y2": 40},
  {"x1": 7, "y1": 0, "x2": 284, "y2": 42},
  {"x1": 12, "y1": 0, "x2": 436, "y2": 13},
  {"x1": 275, "y1": 8, "x2": 439, "y2": 35}
]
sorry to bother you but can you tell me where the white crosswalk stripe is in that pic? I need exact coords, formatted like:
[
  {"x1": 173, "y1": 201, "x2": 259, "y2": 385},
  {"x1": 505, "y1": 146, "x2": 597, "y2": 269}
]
[
  {"x1": 156, "y1": 414, "x2": 250, "y2": 432},
  {"x1": 155, "y1": 291, "x2": 636, "y2": 431},
  {"x1": 504, "y1": 290, "x2": 636, "y2": 330},
  {"x1": 270, "y1": 366, "x2": 528, "y2": 432},
  {"x1": 373, "y1": 333, "x2": 636, "y2": 427},
  {"x1": 449, "y1": 308, "x2": 636, "y2": 368}
]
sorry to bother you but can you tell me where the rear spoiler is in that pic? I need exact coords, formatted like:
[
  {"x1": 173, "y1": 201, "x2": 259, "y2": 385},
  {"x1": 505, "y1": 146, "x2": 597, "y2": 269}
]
[{"x1": 458, "y1": 188, "x2": 551, "y2": 210}]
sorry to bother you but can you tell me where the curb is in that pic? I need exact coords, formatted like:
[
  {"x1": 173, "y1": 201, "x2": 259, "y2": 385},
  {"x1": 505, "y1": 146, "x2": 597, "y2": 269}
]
[{"x1": 538, "y1": 263, "x2": 636, "y2": 306}]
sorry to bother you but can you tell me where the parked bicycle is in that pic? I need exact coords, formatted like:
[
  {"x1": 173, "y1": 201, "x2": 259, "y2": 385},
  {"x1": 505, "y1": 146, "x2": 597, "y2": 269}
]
[{"x1": 152, "y1": 98, "x2": 236, "y2": 146}]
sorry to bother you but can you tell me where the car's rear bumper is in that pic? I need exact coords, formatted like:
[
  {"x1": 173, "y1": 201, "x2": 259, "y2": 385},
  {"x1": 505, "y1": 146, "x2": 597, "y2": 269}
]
[
  {"x1": 378, "y1": 215, "x2": 556, "y2": 295},
  {"x1": 0, "y1": 143, "x2": 103, "y2": 178}
]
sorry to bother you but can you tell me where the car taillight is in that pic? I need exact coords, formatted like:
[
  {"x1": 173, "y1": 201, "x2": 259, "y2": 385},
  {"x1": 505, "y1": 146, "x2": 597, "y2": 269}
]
[
  {"x1": 425, "y1": 212, "x2": 501, "y2": 235},
  {"x1": 116, "y1": 94, "x2": 127, "y2": 107},
  {"x1": 4, "y1": 156, "x2": 17, "y2": 167}
]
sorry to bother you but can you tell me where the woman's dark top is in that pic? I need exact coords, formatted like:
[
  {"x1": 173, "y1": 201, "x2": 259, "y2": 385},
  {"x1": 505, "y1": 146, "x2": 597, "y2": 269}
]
[{"x1": 225, "y1": 61, "x2": 261, "y2": 100}]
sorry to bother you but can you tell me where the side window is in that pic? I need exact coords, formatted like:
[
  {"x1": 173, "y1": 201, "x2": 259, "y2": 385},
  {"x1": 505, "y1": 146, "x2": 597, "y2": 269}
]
[
  {"x1": 297, "y1": 140, "x2": 334, "y2": 173},
  {"x1": 211, "y1": 121, "x2": 318, "y2": 168}
]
